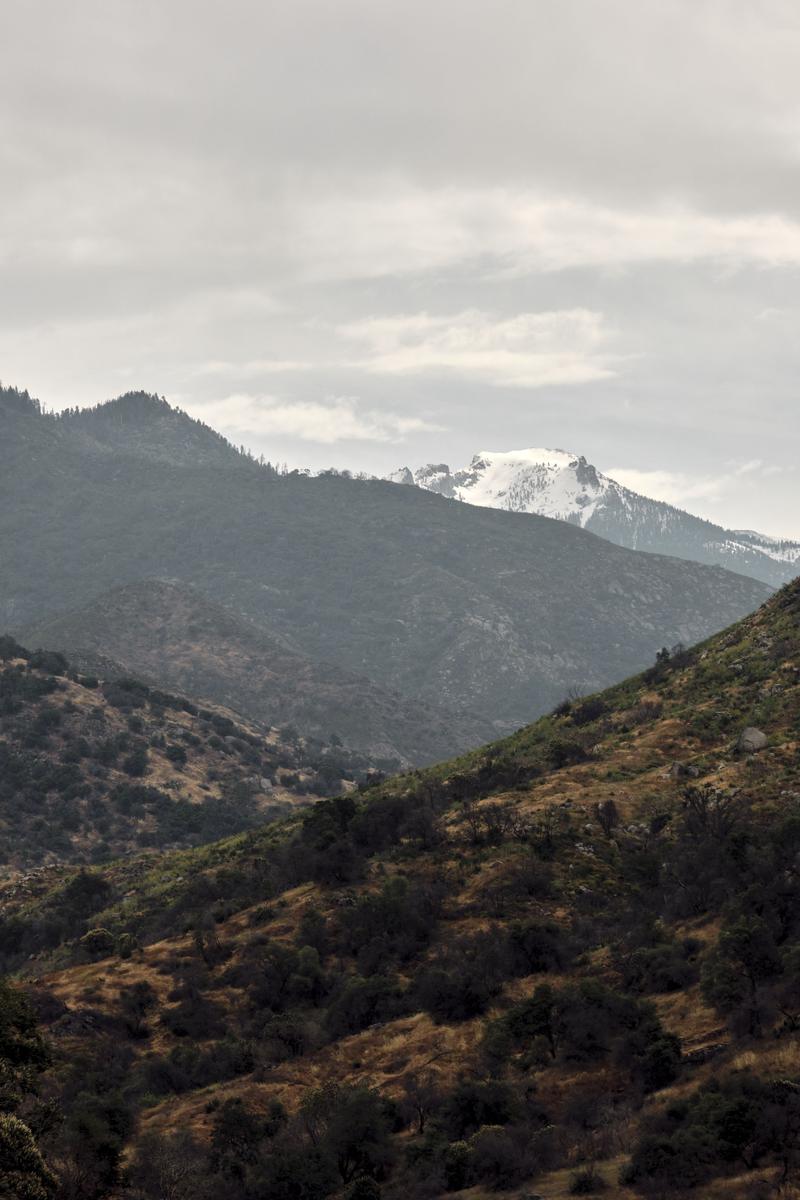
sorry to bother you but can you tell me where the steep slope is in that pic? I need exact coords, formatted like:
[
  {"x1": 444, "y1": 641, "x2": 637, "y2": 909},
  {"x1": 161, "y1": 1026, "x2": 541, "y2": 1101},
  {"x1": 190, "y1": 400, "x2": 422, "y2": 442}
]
[
  {"x1": 390, "y1": 447, "x2": 800, "y2": 587},
  {"x1": 0, "y1": 636, "x2": 377, "y2": 872},
  {"x1": 7, "y1": 581, "x2": 800, "y2": 1199},
  {"x1": 0, "y1": 388, "x2": 771, "y2": 730},
  {"x1": 22, "y1": 580, "x2": 495, "y2": 767},
  {"x1": 56, "y1": 390, "x2": 260, "y2": 468}
]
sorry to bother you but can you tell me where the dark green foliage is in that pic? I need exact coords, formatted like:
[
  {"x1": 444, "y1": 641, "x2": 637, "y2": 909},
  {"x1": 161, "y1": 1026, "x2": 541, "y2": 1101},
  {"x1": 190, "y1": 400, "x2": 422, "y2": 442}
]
[
  {"x1": 300, "y1": 1083, "x2": 395, "y2": 1185},
  {"x1": 413, "y1": 921, "x2": 569, "y2": 1025},
  {"x1": 337, "y1": 875, "x2": 447, "y2": 970},
  {"x1": 161, "y1": 986, "x2": 226, "y2": 1040},
  {"x1": 0, "y1": 979, "x2": 56, "y2": 1200},
  {"x1": 617, "y1": 925, "x2": 700, "y2": 994},
  {"x1": 413, "y1": 951, "x2": 498, "y2": 1023},
  {"x1": 325, "y1": 974, "x2": 407, "y2": 1037},
  {"x1": 141, "y1": 1039, "x2": 255, "y2": 1096},
  {"x1": 0, "y1": 1114, "x2": 57, "y2": 1200},
  {"x1": 209, "y1": 1096, "x2": 280, "y2": 1175},
  {"x1": 625, "y1": 1073, "x2": 800, "y2": 1190},
  {"x1": 571, "y1": 696, "x2": 608, "y2": 726},
  {"x1": 483, "y1": 981, "x2": 681, "y2": 1090},
  {"x1": 569, "y1": 1166, "x2": 607, "y2": 1193},
  {"x1": 27, "y1": 650, "x2": 68, "y2": 676},
  {"x1": 546, "y1": 736, "x2": 590, "y2": 769},
  {"x1": 440, "y1": 1079, "x2": 520, "y2": 1140},
  {"x1": 346, "y1": 1178, "x2": 381, "y2": 1200},
  {"x1": 0, "y1": 979, "x2": 51, "y2": 1112}
]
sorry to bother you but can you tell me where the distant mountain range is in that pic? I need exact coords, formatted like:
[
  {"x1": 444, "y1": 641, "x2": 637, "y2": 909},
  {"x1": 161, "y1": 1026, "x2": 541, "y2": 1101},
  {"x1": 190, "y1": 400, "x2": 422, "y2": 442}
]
[
  {"x1": 1, "y1": 386, "x2": 771, "y2": 746},
  {"x1": 388, "y1": 448, "x2": 800, "y2": 587},
  {"x1": 22, "y1": 579, "x2": 495, "y2": 769}
]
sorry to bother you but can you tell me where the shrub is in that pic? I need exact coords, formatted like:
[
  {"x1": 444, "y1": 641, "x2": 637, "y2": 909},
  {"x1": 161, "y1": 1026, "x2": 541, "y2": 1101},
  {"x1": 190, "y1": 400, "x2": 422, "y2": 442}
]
[
  {"x1": 624, "y1": 1072, "x2": 800, "y2": 1191},
  {"x1": 570, "y1": 1165, "x2": 607, "y2": 1193},
  {"x1": 79, "y1": 928, "x2": 116, "y2": 961}
]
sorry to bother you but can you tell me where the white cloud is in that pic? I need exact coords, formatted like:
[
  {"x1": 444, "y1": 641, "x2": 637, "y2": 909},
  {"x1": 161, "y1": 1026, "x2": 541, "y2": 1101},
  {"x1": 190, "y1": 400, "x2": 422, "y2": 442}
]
[
  {"x1": 191, "y1": 393, "x2": 444, "y2": 444},
  {"x1": 288, "y1": 187, "x2": 800, "y2": 283},
  {"x1": 338, "y1": 308, "x2": 620, "y2": 388},
  {"x1": 607, "y1": 460, "x2": 789, "y2": 521},
  {"x1": 192, "y1": 358, "x2": 312, "y2": 378}
]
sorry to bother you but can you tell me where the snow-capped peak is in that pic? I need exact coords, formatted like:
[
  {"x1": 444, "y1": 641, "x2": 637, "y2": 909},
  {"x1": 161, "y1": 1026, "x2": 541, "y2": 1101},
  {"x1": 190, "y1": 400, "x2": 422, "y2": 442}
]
[
  {"x1": 392, "y1": 447, "x2": 614, "y2": 527},
  {"x1": 386, "y1": 446, "x2": 800, "y2": 588}
]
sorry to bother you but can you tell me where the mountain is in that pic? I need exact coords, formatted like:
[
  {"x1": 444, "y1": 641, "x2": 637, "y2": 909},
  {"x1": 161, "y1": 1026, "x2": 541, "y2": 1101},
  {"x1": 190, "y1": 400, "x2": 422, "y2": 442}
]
[
  {"x1": 0, "y1": 387, "x2": 771, "y2": 733},
  {"x1": 22, "y1": 580, "x2": 495, "y2": 767},
  {"x1": 53, "y1": 389, "x2": 255, "y2": 468},
  {"x1": 389, "y1": 447, "x2": 800, "y2": 587},
  {"x1": 6, "y1": 579, "x2": 800, "y2": 1199},
  {"x1": 0, "y1": 635, "x2": 381, "y2": 872}
]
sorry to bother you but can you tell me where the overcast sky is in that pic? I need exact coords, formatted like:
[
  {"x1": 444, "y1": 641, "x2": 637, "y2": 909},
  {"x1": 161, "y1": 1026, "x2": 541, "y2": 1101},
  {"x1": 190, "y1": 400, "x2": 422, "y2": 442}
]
[{"x1": 3, "y1": 0, "x2": 800, "y2": 535}]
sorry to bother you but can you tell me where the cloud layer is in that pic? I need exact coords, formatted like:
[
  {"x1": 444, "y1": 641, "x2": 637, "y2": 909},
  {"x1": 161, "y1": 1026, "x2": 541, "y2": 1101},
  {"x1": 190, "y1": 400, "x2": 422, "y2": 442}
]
[{"x1": 1, "y1": 0, "x2": 799, "y2": 534}]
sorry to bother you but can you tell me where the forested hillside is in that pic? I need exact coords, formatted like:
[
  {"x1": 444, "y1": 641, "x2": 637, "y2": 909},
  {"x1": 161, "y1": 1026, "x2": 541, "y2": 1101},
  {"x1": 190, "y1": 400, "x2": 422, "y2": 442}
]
[
  {"x1": 21, "y1": 580, "x2": 495, "y2": 768},
  {"x1": 0, "y1": 636, "x2": 375, "y2": 871},
  {"x1": 3, "y1": 580, "x2": 800, "y2": 1198},
  {"x1": 0, "y1": 387, "x2": 771, "y2": 733}
]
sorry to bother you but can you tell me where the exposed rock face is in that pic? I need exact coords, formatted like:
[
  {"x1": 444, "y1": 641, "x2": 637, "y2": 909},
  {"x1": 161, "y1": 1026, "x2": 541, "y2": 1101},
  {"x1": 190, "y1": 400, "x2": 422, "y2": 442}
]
[
  {"x1": 737, "y1": 726, "x2": 769, "y2": 753},
  {"x1": 666, "y1": 761, "x2": 700, "y2": 779}
]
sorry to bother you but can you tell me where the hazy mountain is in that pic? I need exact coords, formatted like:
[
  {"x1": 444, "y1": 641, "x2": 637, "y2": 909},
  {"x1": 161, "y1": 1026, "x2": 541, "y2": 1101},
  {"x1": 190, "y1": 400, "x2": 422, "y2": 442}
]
[
  {"x1": 22, "y1": 579, "x2": 495, "y2": 767},
  {"x1": 1, "y1": 386, "x2": 770, "y2": 731},
  {"x1": 388, "y1": 447, "x2": 800, "y2": 587}
]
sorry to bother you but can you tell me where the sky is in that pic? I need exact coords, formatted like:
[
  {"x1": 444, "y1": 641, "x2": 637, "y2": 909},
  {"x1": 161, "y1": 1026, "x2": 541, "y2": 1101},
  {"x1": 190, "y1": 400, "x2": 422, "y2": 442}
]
[{"x1": 2, "y1": 0, "x2": 800, "y2": 536}]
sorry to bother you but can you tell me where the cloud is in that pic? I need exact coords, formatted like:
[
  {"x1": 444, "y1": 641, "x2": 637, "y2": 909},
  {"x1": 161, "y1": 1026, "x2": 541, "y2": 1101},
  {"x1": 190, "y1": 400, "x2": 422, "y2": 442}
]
[
  {"x1": 606, "y1": 460, "x2": 789, "y2": 520},
  {"x1": 285, "y1": 187, "x2": 800, "y2": 284},
  {"x1": 192, "y1": 358, "x2": 312, "y2": 378},
  {"x1": 192, "y1": 393, "x2": 444, "y2": 444},
  {"x1": 338, "y1": 308, "x2": 620, "y2": 387}
]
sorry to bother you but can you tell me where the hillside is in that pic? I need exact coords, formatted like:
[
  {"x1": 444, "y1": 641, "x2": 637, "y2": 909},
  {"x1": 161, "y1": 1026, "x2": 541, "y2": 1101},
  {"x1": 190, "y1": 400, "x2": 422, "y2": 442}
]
[
  {"x1": 389, "y1": 447, "x2": 800, "y2": 588},
  {"x1": 5, "y1": 580, "x2": 800, "y2": 1199},
  {"x1": 0, "y1": 636, "x2": 378, "y2": 873},
  {"x1": 0, "y1": 387, "x2": 771, "y2": 730},
  {"x1": 22, "y1": 580, "x2": 495, "y2": 768}
]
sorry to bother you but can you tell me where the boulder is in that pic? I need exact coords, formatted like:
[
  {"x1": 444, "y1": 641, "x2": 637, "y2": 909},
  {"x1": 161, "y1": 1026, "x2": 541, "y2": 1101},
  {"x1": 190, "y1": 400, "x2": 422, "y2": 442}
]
[
  {"x1": 666, "y1": 761, "x2": 699, "y2": 780},
  {"x1": 737, "y1": 726, "x2": 768, "y2": 754}
]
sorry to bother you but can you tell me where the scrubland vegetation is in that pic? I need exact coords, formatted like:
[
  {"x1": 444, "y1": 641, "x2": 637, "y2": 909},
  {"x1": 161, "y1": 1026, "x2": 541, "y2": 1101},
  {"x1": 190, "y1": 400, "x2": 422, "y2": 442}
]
[{"x1": 2, "y1": 580, "x2": 800, "y2": 1197}]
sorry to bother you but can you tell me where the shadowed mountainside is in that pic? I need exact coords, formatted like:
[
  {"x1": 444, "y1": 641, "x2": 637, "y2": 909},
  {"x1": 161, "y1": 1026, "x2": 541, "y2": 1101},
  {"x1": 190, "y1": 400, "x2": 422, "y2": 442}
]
[
  {"x1": 22, "y1": 580, "x2": 495, "y2": 767},
  {"x1": 0, "y1": 386, "x2": 772, "y2": 732}
]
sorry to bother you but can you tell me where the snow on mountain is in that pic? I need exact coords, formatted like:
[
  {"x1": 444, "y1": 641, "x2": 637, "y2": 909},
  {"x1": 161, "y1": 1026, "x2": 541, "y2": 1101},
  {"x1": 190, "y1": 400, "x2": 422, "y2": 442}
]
[{"x1": 387, "y1": 448, "x2": 800, "y2": 588}]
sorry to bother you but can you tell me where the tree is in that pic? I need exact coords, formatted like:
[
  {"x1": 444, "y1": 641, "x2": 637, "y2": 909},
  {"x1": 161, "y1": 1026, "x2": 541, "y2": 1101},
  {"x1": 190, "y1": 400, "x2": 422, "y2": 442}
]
[
  {"x1": 595, "y1": 798, "x2": 619, "y2": 837},
  {"x1": 401, "y1": 1070, "x2": 444, "y2": 1135},
  {"x1": 301, "y1": 1083, "x2": 393, "y2": 1185},
  {"x1": 702, "y1": 916, "x2": 783, "y2": 1035},
  {"x1": 128, "y1": 1130, "x2": 204, "y2": 1200},
  {"x1": 0, "y1": 978, "x2": 51, "y2": 1111},
  {"x1": 209, "y1": 1098, "x2": 266, "y2": 1178},
  {"x1": 0, "y1": 1114, "x2": 57, "y2": 1200},
  {"x1": 118, "y1": 981, "x2": 156, "y2": 1039},
  {"x1": 0, "y1": 979, "x2": 56, "y2": 1197},
  {"x1": 79, "y1": 929, "x2": 116, "y2": 962}
]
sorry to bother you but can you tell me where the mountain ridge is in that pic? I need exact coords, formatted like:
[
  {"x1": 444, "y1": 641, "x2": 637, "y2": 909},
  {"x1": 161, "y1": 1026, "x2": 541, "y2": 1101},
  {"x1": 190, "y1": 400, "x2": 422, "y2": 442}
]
[
  {"x1": 388, "y1": 446, "x2": 800, "y2": 587},
  {"x1": 0, "y1": 386, "x2": 772, "y2": 733},
  {"x1": 21, "y1": 579, "x2": 496, "y2": 768}
]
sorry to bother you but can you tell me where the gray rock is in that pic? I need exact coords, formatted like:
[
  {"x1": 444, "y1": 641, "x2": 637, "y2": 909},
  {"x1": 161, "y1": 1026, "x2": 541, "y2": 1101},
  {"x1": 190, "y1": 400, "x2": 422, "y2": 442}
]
[
  {"x1": 738, "y1": 727, "x2": 768, "y2": 753},
  {"x1": 666, "y1": 761, "x2": 700, "y2": 779}
]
